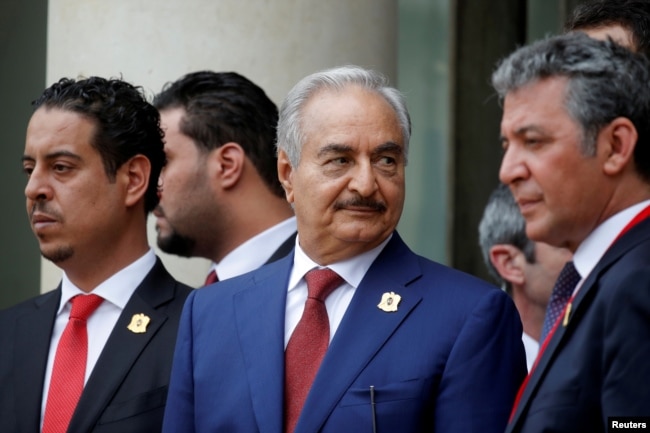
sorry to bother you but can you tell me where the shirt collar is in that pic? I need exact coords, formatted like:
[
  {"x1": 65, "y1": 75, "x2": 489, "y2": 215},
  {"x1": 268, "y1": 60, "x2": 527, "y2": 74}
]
[
  {"x1": 213, "y1": 217, "x2": 297, "y2": 280},
  {"x1": 59, "y1": 249, "x2": 157, "y2": 314},
  {"x1": 289, "y1": 233, "x2": 392, "y2": 291},
  {"x1": 574, "y1": 199, "x2": 650, "y2": 279}
]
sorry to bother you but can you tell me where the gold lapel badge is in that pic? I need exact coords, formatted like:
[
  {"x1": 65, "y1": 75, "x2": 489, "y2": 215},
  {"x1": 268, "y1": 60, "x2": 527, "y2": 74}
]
[
  {"x1": 377, "y1": 291, "x2": 401, "y2": 313},
  {"x1": 127, "y1": 313, "x2": 151, "y2": 334},
  {"x1": 562, "y1": 303, "x2": 573, "y2": 327}
]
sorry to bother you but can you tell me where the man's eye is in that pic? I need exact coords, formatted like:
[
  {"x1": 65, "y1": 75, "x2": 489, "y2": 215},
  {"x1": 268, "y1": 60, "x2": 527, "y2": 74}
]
[{"x1": 331, "y1": 157, "x2": 349, "y2": 165}]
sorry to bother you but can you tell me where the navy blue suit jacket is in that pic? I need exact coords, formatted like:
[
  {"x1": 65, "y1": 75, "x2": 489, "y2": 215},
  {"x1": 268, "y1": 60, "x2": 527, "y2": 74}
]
[
  {"x1": 163, "y1": 233, "x2": 527, "y2": 432},
  {"x1": 0, "y1": 259, "x2": 192, "y2": 433},
  {"x1": 506, "y1": 217, "x2": 650, "y2": 433}
]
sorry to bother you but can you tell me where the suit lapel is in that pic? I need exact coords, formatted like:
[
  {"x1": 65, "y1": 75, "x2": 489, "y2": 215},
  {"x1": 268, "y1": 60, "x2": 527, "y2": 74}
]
[
  {"x1": 296, "y1": 234, "x2": 423, "y2": 433},
  {"x1": 234, "y1": 255, "x2": 293, "y2": 433},
  {"x1": 508, "y1": 219, "x2": 650, "y2": 431},
  {"x1": 14, "y1": 290, "x2": 60, "y2": 433},
  {"x1": 68, "y1": 260, "x2": 176, "y2": 432}
]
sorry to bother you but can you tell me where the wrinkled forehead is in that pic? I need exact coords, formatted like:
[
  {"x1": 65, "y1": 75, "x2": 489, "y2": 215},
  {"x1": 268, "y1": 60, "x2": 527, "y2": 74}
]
[{"x1": 501, "y1": 77, "x2": 571, "y2": 125}]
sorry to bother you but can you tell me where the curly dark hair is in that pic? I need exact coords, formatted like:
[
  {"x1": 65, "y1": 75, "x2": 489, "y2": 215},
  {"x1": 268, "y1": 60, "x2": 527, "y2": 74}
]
[
  {"x1": 154, "y1": 71, "x2": 282, "y2": 197},
  {"x1": 32, "y1": 76, "x2": 165, "y2": 213}
]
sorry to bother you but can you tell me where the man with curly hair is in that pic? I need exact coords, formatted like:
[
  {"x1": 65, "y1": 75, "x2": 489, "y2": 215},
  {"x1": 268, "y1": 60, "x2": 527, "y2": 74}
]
[{"x1": 0, "y1": 76, "x2": 192, "y2": 433}]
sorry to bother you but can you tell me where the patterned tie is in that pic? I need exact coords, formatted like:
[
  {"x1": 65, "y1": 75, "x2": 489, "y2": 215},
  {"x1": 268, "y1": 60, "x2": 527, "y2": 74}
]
[
  {"x1": 284, "y1": 268, "x2": 343, "y2": 433},
  {"x1": 43, "y1": 294, "x2": 104, "y2": 433},
  {"x1": 204, "y1": 269, "x2": 219, "y2": 286},
  {"x1": 539, "y1": 261, "x2": 581, "y2": 343}
]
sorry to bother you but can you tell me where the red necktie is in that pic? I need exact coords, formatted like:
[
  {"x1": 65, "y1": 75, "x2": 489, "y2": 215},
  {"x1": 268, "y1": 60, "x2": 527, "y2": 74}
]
[
  {"x1": 284, "y1": 268, "x2": 343, "y2": 433},
  {"x1": 204, "y1": 269, "x2": 219, "y2": 286},
  {"x1": 42, "y1": 294, "x2": 104, "y2": 433}
]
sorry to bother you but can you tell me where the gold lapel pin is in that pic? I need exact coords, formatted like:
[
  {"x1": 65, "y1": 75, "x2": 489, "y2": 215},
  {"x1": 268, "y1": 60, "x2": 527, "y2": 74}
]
[
  {"x1": 127, "y1": 313, "x2": 151, "y2": 334},
  {"x1": 377, "y1": 291, "x2": 401, "y2": 312},
  {"x1": 562, "y1": 303, "x2": 572, "y2": 327}
]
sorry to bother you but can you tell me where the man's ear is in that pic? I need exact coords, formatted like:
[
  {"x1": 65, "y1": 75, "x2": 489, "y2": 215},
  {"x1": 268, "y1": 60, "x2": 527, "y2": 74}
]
[
  {"x1": 599, "y1": 117, "x2": 637, "y2": 176},
  {"x1": 122, "y1": 154, "x2": 150, "y2": 208},
  {"x1": 489, "y1": 244, "x2": 525, "y2": 286},
  {"x1": 213, "y1": 142, "x2": 245, "y2": 189},
  {"x1": 277, "y1": 149, "x2": 295, "y2": 204}
]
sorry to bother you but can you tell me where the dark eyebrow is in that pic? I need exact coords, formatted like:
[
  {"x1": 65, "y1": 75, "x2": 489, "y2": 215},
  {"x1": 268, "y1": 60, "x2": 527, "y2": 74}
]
[
  {"x1": 499, "y1": 125, "x2": 547, "y2": 143},
  {"x1": 317, "y1": 142, "x2": 403, "y2": 158},
  {"x1": 21, "y1": 150, "x2": 83, "y2": 164},
  {"x1": 317, "y1": 143, "x2": 353, "y2": 158},
  {"x1": 372, "y1": 141, "x2": 403, "y2": 156},
  {"x1": 514, "y1": 125, "x2": 546, "y2": 136}
]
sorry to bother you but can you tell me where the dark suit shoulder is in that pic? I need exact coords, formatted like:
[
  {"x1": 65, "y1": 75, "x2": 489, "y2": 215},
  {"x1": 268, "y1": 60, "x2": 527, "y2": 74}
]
[
  {"x1": 0, "y1": 289, "x2": 59, "y2": 319},
  {"x1": 377, "y1": 232, "x2": 503, "y2": 300},
  {"x1": 132, "y1": 258, "x2": 193, "y2": 305},
  {"x1": 588, "y1": 225, "x2": 650, "y2": 301}
]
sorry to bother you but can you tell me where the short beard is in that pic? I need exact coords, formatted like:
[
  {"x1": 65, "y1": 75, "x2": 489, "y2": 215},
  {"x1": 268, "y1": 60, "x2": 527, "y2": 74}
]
[
  {"x1": 42, "y1": 246, "x2": 74, "y2": 263},
  {"x1": 157, "y1": 231, "x2": 196, "y2": 257}
]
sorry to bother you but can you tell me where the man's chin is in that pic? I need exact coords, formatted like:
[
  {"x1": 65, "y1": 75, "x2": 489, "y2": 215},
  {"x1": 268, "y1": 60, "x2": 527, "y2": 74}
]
[
  {"x1": 157, "y1": 233, "x2": 196, "y2": 257},
  {"x1": 41, "y1": 246, "x2": 74, "y2": 263}
]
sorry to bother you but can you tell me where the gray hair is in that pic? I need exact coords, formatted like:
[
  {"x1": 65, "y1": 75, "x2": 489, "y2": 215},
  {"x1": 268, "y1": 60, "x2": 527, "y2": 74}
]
[
  {"x1": 478, "y1": 183, "x2": 535, "y2": 292},
  {"x1": 492, "y1": 32, "x2": 650, "y2": 180},
  {"x1": 276, "y1": 65, "x2": 411, "y2": 167}
]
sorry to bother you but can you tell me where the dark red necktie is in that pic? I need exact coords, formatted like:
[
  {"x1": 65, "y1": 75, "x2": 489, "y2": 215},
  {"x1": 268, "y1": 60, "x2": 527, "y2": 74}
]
[
  {"x1": 204, "y1": 269, "x2": 219, "y2": 286},
  {"x1": 42, "y1": 294, "x2": 104, "y2": 433},
  {"x1": 284, "y1": 268, "x2": 343, "y2": 433}
]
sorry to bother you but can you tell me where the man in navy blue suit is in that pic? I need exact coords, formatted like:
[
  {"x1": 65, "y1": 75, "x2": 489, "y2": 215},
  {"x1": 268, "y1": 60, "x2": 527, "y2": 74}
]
[
  {"x1": 163, "y1": 65, "x2": 527, "y2": 433},
  {"x1": 495, "y1": 32, "x2": 650, "y2": 433}
]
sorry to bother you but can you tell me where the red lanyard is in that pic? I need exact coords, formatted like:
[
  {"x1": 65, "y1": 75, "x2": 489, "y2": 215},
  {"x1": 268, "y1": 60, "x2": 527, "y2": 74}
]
[{"x1": 509, "y1": 202, "x2": 650, "y2": 424}]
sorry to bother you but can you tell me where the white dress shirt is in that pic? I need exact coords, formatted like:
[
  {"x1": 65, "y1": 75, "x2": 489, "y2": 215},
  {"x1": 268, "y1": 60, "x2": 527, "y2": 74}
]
[
  {"x1": 284, "y1": 234, "x2": 392, "y2": 348},
  {"x1": 208, "y1": 217, "x2": 297, "y2": 281},
  {"x1": 522, "y1": 332, "x2": 539, "y2": 372},
  {"x1": 41, "y1": 249, "x2": 156, "y2": 425}
]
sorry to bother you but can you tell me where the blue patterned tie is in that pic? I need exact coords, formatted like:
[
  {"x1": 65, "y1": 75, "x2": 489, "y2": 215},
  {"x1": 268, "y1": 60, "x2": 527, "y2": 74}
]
[{"x1": 539, "y1": 261, "x2": 581, "y2": 343}]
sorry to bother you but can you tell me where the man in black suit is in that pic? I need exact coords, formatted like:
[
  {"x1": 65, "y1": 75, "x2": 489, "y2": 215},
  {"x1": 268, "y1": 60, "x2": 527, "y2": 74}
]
[
  {"x1": 153, "y1": 71, "x2": 296, "y2": 285},
  {"x1": 0, "y1": 76, "x2": 192, "y2": 433},
  {"x1": 495, "y1": 32, "x2": 650, "y2": 432}
]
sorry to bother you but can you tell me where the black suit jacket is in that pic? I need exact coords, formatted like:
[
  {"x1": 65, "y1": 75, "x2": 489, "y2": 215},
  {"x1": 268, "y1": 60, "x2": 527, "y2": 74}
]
[
  {"x1": 0, "y1": 258, "x2": 192, "y2": 433},
  {"x1": 507, "y1": 217, "x2": 650, "y2": 433}
]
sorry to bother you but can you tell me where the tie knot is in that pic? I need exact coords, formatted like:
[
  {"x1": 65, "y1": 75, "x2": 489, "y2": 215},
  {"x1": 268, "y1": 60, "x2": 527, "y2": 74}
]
[
  {"x1": 204, "y1": 269, "x2": 219, "y2": 286},
  {"x1": 69, "y1": 294, "x2": 104, "y2": 321},
  {"x1": 304, "y1": 268, "x2": 343, "y2": 302}
]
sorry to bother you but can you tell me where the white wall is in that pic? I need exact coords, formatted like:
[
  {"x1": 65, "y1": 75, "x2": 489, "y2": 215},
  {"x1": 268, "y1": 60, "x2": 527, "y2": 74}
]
[{"x1": 41, "y1": 0, "x2": 398, "y2": 289}]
